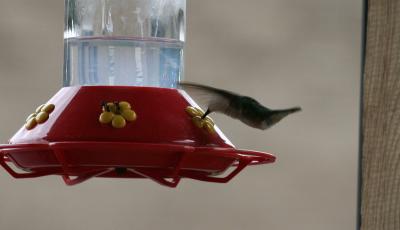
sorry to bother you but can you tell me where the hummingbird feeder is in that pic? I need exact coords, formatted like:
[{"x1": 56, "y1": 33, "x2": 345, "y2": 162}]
[{"x1": 0, "y1": 0, "x2": 275, "y2": 187}]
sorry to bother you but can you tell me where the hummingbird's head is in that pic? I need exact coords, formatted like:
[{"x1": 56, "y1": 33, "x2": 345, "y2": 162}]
[{"x1": 260, "y1": 107, "x2": 302, "y2": 130}]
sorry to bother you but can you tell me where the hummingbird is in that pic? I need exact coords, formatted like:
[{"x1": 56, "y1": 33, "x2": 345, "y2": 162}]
[{"x1": 178, "y1": 82, "x2": 301, "y2": 130}]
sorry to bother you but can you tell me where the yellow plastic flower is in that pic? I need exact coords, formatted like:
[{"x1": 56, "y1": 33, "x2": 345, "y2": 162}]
[
  {"x1": 185, "y1": 106, "x2": 215, "y2": 134},
  {"x1": 99, "y1": 101, "x2": 137, "y2": 128},
  {"x1": 25, "y1": 103, "x2": 55, "y2": 130}
]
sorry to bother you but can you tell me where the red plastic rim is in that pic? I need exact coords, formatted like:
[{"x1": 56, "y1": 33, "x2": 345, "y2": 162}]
[{"x1": 0, "y1": 142, "x2": 275, "y2": 187}]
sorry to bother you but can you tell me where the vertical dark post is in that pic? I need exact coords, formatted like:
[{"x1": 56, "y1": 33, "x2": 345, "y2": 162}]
[{"x1": 360, "y1": 0, "x2": 400, "y2": 229}]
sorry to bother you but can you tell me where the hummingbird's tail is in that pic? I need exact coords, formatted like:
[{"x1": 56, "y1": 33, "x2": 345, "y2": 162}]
[
  {"x1": 276, "y1": 107, "x2": 302, "y2": 115},
  {"x1": 265, "y1": 107, "x2": 302, "y2": 129}
]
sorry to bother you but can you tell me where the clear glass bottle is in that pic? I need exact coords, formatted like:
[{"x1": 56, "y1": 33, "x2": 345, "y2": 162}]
[{"x1": 63, "y1": 0, "x2": 185, "y2": 88}]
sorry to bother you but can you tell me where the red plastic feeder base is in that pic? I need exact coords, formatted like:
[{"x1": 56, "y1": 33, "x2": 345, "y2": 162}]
[{"x1": 0, "y1": 86, "x2": 275, "y2": 187}]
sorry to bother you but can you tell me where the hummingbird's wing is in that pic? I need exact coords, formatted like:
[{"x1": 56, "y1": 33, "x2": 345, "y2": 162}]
[
  {"x1": 178, "y1": 82, "x2": 241, "y2": 115},
  {"x1": 179, "y1": 82, "x2": 272, "y2": 129}
]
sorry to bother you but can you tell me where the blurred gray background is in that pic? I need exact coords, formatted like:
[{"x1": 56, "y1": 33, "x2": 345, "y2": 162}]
[{"x1": 0, "y1": 0, "x2": 361, "y2": 229}]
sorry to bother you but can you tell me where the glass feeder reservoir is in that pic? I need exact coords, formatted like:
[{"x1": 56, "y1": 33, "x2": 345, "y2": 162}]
[
  {"x1": 0, "y1": 0, "x2": 275, "y2": 187},
  {"x1": 64, "y1": 0, "x2": 185, "y2": 88}
]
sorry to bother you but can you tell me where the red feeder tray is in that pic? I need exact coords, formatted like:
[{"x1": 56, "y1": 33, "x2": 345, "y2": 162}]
[{"x1": 0, "y1": 86, "x2": 275, "y2": 187}]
